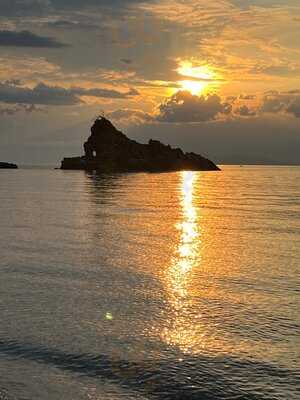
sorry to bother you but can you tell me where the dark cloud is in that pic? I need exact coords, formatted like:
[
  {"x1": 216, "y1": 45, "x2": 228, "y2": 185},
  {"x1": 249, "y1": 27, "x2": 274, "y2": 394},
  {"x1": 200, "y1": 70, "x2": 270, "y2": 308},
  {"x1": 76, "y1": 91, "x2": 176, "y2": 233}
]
[
  {"x1": 261, "y1": 91, "x2": 300, "y2": 117},
  {"x1": 0, "y1": 30, "x2": 68, "y2": 48},
  {"x1": 50, "y1": 0, "x2": 148, "y2": 9},
  {"x1": 287, "y1": 90, "x2": 300, "y2": 95},
  {"x1": 236, "y1": 105, "x2": 257, "y2": 117},
  {"x1": 120, "y1": 58, "x2": 133, "y2": 65},
  {"x1": 0, "y1": 0, "x2": 49, "y2": 17},
  {"x1": 156, "y1": 89, "x2": 300, "y2": 124},
  {"x1": 157, "y1": 91, "x2": 232, "y2": 123},
  {"x1": 0, "y1": 0, "x2": 150, "y2": 17},
  {"x1": 46, "y1": 20, "x2": 99, "y2": 30},
  {"x1": 226, "y1": 96, "x2": 237, "y2": 102},
  {"x1": 0, "y1": 81, "x2": 139, "y2": 106},
  {"x1": 261, "y1": 94, "x2": 285, "y2": 114},
  {"x1": 239, "y1": 94, "x2": 256, "y2": 100},
  {"x1": 0, "y1": 81, "x2": 79, "y2": 105},
  {"x1": 286, "y1": 97, "x2": 300, "y2": 118},
  {"x1": 72, "y1": 86, "x2": 139, "y2": 99},
  {"x1": 4, "y1": 79, "x2": 22, "y2": 86}
]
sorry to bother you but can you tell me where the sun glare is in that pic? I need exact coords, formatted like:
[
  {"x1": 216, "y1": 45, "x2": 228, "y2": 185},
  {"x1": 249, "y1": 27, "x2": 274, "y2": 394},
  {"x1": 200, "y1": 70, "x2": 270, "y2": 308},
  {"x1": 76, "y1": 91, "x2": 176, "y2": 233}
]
[
  {"x1": 177, "y1": 61, "x2": 214, "y2": 80},
  {"x1": 177, "y1": 61, "x2": 217, "y2": 95},
  {"x1": 162, "y1": 171, "x2": 201, "y2": 352},
  {"x1": 180, "y1": 80, "x2": 207, "y2": 95}
]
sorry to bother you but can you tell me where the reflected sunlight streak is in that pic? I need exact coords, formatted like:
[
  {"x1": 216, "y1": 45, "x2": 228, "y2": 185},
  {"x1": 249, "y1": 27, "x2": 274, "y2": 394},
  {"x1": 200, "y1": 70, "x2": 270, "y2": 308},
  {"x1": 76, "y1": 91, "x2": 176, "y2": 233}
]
[{"x1": 162, "y1": 171, "x2": 202, "y2": 352}]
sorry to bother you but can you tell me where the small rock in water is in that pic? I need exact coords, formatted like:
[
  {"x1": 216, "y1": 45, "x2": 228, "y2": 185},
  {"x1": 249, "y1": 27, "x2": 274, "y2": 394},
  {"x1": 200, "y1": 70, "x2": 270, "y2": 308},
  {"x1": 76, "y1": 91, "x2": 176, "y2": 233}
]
[{"x1": 0, "y1": 162, "x2": 18, "y2": 169}]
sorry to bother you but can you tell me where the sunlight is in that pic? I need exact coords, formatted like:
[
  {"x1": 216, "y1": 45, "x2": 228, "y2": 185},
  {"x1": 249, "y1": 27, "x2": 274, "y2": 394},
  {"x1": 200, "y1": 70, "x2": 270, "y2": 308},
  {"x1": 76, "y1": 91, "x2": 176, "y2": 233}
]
[
  {"x1": 177, "y1": 61, "x2": 217, "y2": 95},
  {"x1": 180, "y1": 80, "x2": 207, "y2": 95},
  {"x1": 177, "y1": 61, "x2": 214, "y2": 80},
  {"x1": 162, "y1": 171, "x2": 202, "y2": 352}
]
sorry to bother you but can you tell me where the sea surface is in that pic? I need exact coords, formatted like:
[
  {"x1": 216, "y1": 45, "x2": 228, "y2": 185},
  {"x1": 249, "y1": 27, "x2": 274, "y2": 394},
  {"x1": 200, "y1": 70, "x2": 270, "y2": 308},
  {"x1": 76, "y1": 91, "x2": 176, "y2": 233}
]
[{"x1": 0, "y1": 166, "x2": 299, "y2": 400}]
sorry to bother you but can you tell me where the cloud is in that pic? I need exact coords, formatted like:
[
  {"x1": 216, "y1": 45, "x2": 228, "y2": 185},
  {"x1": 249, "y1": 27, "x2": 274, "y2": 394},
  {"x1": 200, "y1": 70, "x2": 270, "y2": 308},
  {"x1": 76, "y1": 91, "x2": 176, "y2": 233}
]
[
  {"x1": 0, "y1": 103, "x2": 43, "y2": 115},
  {"x1": 107, "y1": 108, "x2": 153, "y2": 125},
  {"x1": 235, "y1": 105, "x2": 257, "y2": 117},
  {"x1": 261, "y1": 93, "x2": 285, "y2": 113},
  {"x1": 239, "y1": 94, "x2": 256, "y2": 100},
  {"x1": 0, "y1": 56, "x2": 61, "y2": 81},
  {"x1": 120, "y1": 58, "x2": 133, "y2": 65},
  {"x1": 286, "y1": 97, "x2": 300, "y2": 118},
  {"x1": 157, "y1": 90, "x2": 232, "y2": 122},
  {"x1": 0, "y1": 0, "x2": 150, "y2": 17},
  {"x1": 253, "y1": 64, "x2": 300, "y2": 78},
  {"x1": 155, "y1": 88, "x2": 300, "y2": 123},
  {"x1": 0, "y1": 30, "x2": 68, "y2": 48},
  {"x1": 0, "y1": 0, "x2": 50, "y2": 17},
  {"x1": 0, "y1": 81, "x2": 79, "y2": 105},
  {"x1": 72, "y1": 86, "x2": 139, "y2": 99},
  {"x1": 230, "y1": 0, "x2": 300, "y2": 9},
  {"x1": 50, "y1": 0, "x2": 149, "y2": 10},
  {"x1": 46, "y1": 19, "x2": 99, "y2": 30},
  {"x1": 233, "y1": 90, "x2": 300, "y2": 119},
  {"x1": 0, "y1": 81, "x2": 139, "y2": 106},
  {"x1": 261, "y1": 91, "x2": 300, "y2": 117}
]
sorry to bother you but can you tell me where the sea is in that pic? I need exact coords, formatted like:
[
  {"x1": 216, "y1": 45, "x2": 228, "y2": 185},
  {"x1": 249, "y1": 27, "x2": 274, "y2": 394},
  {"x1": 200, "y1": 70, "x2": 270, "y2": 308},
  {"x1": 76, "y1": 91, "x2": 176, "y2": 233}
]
[{"x1": 0, "y1": 166, "x2": 299, "y2": 400}]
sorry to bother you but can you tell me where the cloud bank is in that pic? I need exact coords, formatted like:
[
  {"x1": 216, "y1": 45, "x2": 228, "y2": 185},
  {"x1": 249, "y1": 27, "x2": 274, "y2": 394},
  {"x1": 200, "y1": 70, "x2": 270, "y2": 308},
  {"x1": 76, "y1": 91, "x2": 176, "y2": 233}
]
[
  {"x1": 154, "y1": 90, "x2": 300, "y2": 124},
  {"x1": 0, "y1": 81, "x2": 139, "y2": 106},
  {"x1": 157, "y1": 91, "x2": 232, "y2": 122},
  {"x1": 0, "y1": 30, "x2": 68, "y2": 48}
]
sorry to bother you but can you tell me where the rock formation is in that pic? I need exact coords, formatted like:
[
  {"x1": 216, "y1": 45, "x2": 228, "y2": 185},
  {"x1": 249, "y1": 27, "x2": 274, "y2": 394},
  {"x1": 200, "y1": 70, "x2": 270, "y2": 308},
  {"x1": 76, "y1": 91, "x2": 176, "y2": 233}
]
[
  {"x1": 61, "y1": 117, "x2": 220, "y2": 172},
  {"x1": 0, "y1": 162, "x2": 18, "y2": 169}
]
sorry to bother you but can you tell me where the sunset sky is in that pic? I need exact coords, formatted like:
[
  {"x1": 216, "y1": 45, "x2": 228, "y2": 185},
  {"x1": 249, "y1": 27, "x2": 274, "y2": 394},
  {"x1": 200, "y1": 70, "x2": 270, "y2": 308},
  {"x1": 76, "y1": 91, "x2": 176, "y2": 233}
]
[{"x1": 0, "y1": 0, "x2": 299, "y2": 165}]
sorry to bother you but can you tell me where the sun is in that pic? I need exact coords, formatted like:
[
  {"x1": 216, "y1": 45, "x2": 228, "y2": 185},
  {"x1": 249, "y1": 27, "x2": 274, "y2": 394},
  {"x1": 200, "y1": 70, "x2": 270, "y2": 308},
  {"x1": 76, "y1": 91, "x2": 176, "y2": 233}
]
[
  {"x1": 177, "y1": 61, "x2": 214, "y2": 80},
  {"x1": 176, "y1": 61, "x2": 217, "y2": 95},
  {"x1": 180, "y1": 80, "x2": 207, "y2": 95}
]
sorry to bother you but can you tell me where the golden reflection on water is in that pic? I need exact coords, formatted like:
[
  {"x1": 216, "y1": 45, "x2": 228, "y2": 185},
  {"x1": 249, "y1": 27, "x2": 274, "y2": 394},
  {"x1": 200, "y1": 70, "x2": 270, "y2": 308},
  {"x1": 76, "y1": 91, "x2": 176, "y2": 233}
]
[{"x1": 162, "y1": 171, "x2": 202, "y2": 352}]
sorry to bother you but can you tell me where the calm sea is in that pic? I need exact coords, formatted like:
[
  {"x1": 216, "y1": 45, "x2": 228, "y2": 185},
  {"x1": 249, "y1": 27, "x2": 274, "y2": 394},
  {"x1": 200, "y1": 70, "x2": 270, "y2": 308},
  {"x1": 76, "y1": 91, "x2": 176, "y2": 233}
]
[{"x1": 0, "y1": 166, "x2": 299, "y2": 400}]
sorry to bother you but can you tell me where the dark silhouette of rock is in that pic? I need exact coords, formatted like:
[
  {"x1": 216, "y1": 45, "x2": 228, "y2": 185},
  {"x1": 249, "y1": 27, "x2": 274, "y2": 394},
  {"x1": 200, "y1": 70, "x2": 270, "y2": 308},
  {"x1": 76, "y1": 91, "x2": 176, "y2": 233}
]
[
  {"x1": 61, "y1": 117, "x2": 220, "y2": 172},
  {"x1": 0, "y1": 162, "x2": 18, "y2": 169}
]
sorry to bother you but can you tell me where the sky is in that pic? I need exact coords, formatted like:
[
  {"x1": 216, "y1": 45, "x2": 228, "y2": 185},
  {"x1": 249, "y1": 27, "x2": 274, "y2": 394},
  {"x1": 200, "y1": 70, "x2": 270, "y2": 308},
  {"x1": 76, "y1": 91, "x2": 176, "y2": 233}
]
[{"x1": 0, "y1": 0, "x2": 299, "y2": 165}]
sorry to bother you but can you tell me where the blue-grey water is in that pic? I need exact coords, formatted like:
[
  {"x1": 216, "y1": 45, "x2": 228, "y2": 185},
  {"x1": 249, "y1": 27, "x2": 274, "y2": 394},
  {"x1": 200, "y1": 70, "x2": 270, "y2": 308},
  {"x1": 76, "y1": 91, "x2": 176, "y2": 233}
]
[{"x1": 0, "y1": 166, "x2": 299, "y2": 400}]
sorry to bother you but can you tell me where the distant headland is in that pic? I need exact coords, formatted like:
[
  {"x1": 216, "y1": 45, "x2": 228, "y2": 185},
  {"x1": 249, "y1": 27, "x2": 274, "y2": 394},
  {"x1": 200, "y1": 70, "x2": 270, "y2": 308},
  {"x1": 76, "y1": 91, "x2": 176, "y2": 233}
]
[
  {"x1": 60, "y1": 117, "x2": 220, "y2": 172},
  {"x1": 0, "y1": 162, "x2": 18, "y2": 169}
]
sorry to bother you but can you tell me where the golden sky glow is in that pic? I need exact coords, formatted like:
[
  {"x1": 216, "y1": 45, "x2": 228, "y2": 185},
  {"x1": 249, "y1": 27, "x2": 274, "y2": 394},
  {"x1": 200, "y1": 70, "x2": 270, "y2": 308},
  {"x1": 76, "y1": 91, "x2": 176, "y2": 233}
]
[
  {"x1": 179, "y1": 80, "x2": 207, "y2": 95},
  {"x1": 177, "y1": 62, "x2": 215, "y2": 81},
  {"x1": 0, "y1": 0, "x2": 299, "y2": 164},
  {"x1": 177, "y1": 61, "x2": 220, "y2": 95}
]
